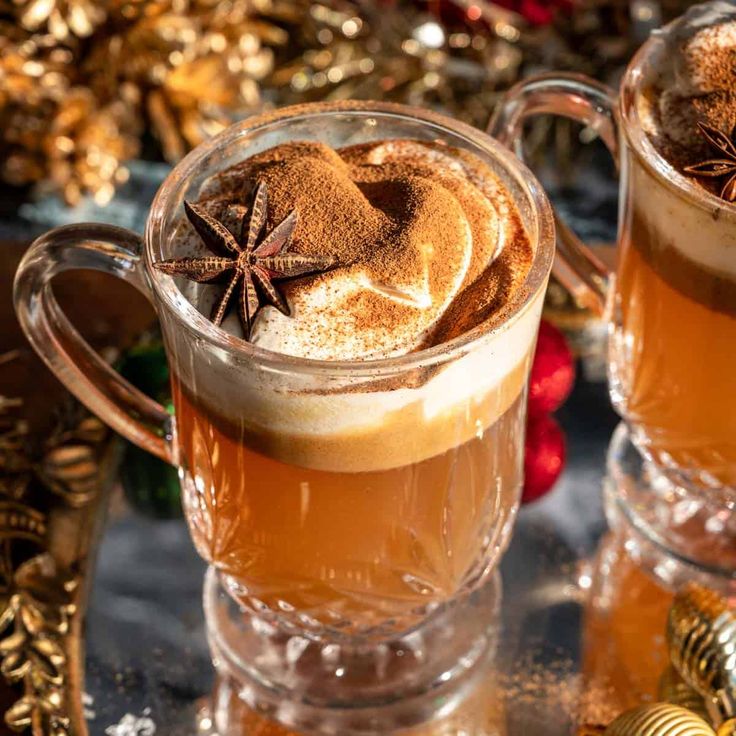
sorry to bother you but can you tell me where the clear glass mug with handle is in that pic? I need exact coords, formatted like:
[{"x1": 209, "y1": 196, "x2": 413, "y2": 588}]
[
  {"x1": 490, "y1": 28, "x2": 736, "y2": 580},
  {"x1": 14, "y1": 102, "x2": 555, "y2": 731}
]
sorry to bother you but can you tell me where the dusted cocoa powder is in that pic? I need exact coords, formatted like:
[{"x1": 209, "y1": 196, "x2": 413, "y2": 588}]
[{"x1": 186, "y1": 137, "x2": 533, "y2": 357}]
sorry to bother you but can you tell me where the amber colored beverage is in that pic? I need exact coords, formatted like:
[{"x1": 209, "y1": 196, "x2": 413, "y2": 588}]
[
  {"x1": 173, "y1": 365, "x2": 529, "y2": 634},
  {"x1": 611, "y1": 157, "x2": 736, "y2": 491},
  {"x1": 14, "y1": 101, "x2": 555, "y2": 728}
]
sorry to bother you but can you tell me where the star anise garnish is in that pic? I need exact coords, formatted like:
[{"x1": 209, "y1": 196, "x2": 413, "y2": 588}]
[
  {"x1": 154, "y1": 182, "x2": 335, "y2": 339},
  {"x1": 683, "y1": 122, "x2": 736, "y2": 202}
]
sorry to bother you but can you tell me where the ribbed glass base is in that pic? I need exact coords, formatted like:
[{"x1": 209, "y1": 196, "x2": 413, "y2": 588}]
[
  {"x1": 604, "y1": 422, "x2": 736, "y2": 592},
  {"x1": 203, "y1": 568, "x2": 502, "y2": 735}
]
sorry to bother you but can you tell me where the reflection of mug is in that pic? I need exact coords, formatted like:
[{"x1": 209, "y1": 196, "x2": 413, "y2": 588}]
[
  {"x1": 491, "y1": 32, "x2": 736, "y2": 497},
  {"x1": 14, "y1": 103, "x2": 553, "y2": 648}
]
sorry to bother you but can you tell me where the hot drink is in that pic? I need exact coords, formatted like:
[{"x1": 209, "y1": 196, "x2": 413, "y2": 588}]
[
  {"x1": 491, "y1": 1, "x2": 736, "y2": 584},
  {"x1": 15, "y1": 103, "x2": 554, "y2": 721},
  {"x1": 165, "y1": 138, "x2": 540, "y2": 633},
  {"x1": 611, "y1": 3, "x2": 736, "y2": 490}
]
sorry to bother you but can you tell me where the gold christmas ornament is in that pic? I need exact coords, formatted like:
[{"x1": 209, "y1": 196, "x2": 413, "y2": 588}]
[
  {"x1": 84, "y1": 3, "x2": 278, "y2": 162},
  {"x1": 668, "y1": 584, "x2": 736, "y2": 724},
  {"x1": 582, "y1": 585, "x2": 736, "y2": 736},
  {"x1": 0, "y1": 0, "x2": 279, "y2": 201},
  {"x1": 659, "y1": 665, "x2": 710, "y2": 723},
  {"x1": 43, "y1": 89, "x2": 140, "y2": 205},
  {"x1": 594, "y1": 703, "x2": 715, "y2": 736}
]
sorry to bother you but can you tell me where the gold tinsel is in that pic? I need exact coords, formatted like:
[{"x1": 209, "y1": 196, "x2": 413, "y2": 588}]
[{"x1": 0, "y1": 0, "x2": 699, "y2": 205}]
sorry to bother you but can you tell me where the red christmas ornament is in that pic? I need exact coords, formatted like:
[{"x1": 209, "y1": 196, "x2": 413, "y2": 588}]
[
  {"x1": 523, "y1": 413, "x2": 566, "y2": 503},
  {"x1": 528, "y1": 319, "x2": 575, "y2": 417}
]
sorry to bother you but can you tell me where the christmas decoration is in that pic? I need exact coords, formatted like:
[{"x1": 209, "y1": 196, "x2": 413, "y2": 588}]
[
  {"x1": 522, "y1": 319, "x2": 574, "y2": 503},
  {"x1": 0, "y1": 0, "x2": 699, "y2": 206},
  {"x1": 0, "y1": 0, "x2": 280, "y2": 204},
  {"x1": 528, "y1": 319, "x2": 575, "y2": 417},
  {"x1": 580, "y1": 703, "x2": 716, "y2": 736},
  {"x1": 581, "y1": 585, "x2": 736, "y2": 736},
  {"x1": 523, "y1": 412, "x2": 566, "y2": 503},
  {"x1": 658, "y1": 666, "x2": 709, "y2": 723},
  {"x1": 667, "y1": 584, "x2": 736, "y2": 728}
]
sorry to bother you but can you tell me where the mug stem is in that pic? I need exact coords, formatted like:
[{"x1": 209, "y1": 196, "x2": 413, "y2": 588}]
[
  {"x1": 13, "y1": 224, "x2": 174, "y2": 464},
  {"x1": 488, "y1": 72, "x2": 619, "y2": 315}
]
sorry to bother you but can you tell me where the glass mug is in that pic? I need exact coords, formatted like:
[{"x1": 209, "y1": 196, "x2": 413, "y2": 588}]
[
  {"x1": 14, "y1": 102, "x2": 554, "y2": 729},
  {"x1": 490, "y1": 29, "x2": 736, "y2": 575}
]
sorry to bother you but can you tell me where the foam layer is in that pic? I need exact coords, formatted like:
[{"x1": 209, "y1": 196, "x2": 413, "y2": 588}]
[
  {"x1": 628, "y1": 156, "x2": 736, "y2": 282},
  {"x1": 170, "y1": 139, "x2": 530, "y2": 360},
  {"x1": 169, "y1": 285, "x2": 544, "y2": 472}
]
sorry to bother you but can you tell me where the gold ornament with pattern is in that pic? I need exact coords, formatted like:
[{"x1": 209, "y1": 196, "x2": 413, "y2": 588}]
[
  {"x1": 580, "y1": 703, "x2": 716, "y2": 736},
  {"x1": 659, "y1": 665, "x2": 710, "y2": 723},
  {"x1": 668, "y1": 584, "x2": 736, "y2": 728}
]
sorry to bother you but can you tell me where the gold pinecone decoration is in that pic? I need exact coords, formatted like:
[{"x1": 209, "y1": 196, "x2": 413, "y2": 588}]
[
  {"x1": 85, "y1": 1, "x2": 279, "y2": 162},
  {"x1": 0, "y1": 0, "x2": 281, "y2": 203}
]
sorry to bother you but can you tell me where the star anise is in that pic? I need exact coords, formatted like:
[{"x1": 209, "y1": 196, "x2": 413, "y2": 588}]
[
  {"x1": 154, "y1": 182, "x2": 335, "y2": 339},
  {"x1": 683, "y1": 122, "x2": 736, "y2": 202}
]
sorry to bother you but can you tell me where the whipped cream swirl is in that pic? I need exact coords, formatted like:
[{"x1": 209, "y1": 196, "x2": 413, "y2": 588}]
[{"x1": 170, "y1": 139, "x2": 528, "y2": 360}]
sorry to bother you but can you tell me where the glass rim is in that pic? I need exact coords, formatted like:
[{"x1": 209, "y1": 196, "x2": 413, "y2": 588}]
[
  {"x1": 620, "y1": 31, "x2": 736, "y2": 215},
  {"x1": 144, "y1": 101, "x2": 555, "y2": 375}
]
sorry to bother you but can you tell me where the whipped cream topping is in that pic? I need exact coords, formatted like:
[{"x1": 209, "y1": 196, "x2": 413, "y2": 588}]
[
  {"x1": 641, "y1": 1, "x2": 736, "y2": 162},
  {"x1": 169, "y1": 139, "x2": 530, "y2": 360},
  {"x1": 633, "y1": 1, "x2": 736, "y2": 282}
]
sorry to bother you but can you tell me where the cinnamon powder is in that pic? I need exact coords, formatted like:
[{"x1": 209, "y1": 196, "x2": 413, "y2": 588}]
[{"x1": 201, "y1": 138, "x2": 534, "y2": 355}]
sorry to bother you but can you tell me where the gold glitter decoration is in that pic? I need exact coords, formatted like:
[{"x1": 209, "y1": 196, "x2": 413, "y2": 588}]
[
  {"x1": 267, "y1": 0, "x2": 524, "y2": 130},
  {"x1": 668, "y1": 583, "x2": 736, "y2": 723},
  {"x1": 601, "y1": 703, "x2": 716, "y2": 736}
]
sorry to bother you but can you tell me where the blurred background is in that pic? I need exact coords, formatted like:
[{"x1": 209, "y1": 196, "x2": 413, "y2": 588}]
[{"x1": 0, "y1": 0, "x2": 693, "y2": 207}]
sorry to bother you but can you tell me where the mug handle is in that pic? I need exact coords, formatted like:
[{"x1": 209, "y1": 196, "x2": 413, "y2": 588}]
[
  {"x1": 13, "y1": 224, "x2": 175, "y2": 464},
  {"x1": 489, "y1": 72, "x2": 619, "y2": 316}
]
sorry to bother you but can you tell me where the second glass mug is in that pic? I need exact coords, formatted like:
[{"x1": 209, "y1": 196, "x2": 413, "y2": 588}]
[
  {"x1": 14, "y1": 102, "x2": 555, "y2": 727},
  {"x1": 490, "y1": 31, "x2": 736, "y2": 574}
]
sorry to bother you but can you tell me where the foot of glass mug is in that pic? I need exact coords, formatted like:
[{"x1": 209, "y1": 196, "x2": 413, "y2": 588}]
[
  {"x1": 203, "y1": 568, "x2": 502, "y2": 735},
  {"x1": 604, "y1": 422, "x2": 736, "y2": 591}
]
